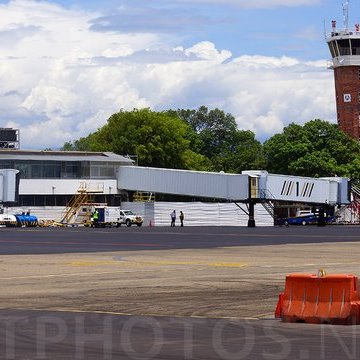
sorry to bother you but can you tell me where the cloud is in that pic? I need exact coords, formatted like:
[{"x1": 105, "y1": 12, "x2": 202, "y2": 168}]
[
  {"x1": 0, "y1": 0, "x2": 335, "y2": 149},
  {"x1": 159, "y1": 0, "x2": 322, "y2": 9},
  {"x1": 89, "y1": 7, "x2": 211, "y2": 34},
  {"x1": 0, "y1": 24, "x2": 40, "y2": 46}
]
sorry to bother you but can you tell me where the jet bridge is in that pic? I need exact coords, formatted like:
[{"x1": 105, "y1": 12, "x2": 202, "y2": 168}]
[
  {"x1": 117, "y1": 166, "x2": 350, "y2": 226},
  {"x1": 244, "y1": 170, "x2": 349, "y2": 205},
  {"x1": 118, "y1": 166, "x2": 249, "y2": 201},
  {"x1": 0, "y1": 169, "x2": 19, "y2": 203}
]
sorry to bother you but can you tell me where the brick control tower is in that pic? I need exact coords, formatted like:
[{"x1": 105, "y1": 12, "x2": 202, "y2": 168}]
[{"x1": 327, "y1": 1, "x2": 360, "y2": 139}]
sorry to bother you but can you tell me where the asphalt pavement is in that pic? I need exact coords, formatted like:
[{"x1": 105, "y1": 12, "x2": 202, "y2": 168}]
[
  {"x1": 0, "y1": 225, "x2": 359, "y2": 254},
  {"x1": 0, "y1": 225, "x2": 360, "y2": 359},
  {"x1": 0, "y1": 309, "x2": 359, "y2": 360}
]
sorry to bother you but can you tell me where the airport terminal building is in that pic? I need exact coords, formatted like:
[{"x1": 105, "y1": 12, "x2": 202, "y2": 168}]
[
  {"x1": 0, "y1": 148, "x2": 273, "y2": 226},
  {"x1": 0, "y1": 150, "x2": 134, "y2": 207},
  {"x1": 0, "y1": 136, "x2": 350, "y2": 227}
]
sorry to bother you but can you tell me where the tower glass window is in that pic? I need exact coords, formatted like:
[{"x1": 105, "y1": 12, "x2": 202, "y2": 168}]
[
  {"x1": 351, "y1": 39, "x2": 360, "y2": 55},
  {"x1": 328, "y1": 41, "x2": 338, "y2": 58},
  {"x1": 337, "y1": 39, "x2": 351, "y2": 56}
]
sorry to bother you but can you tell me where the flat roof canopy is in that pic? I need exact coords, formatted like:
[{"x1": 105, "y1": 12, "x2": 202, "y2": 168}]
[{"x1": 0, "y1": 150, "x2": 134, "y2": 163}]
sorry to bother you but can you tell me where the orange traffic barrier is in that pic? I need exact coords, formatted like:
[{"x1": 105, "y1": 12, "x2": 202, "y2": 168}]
[{"x1": 275, "y1": 273, "x2": 360, "y2": 325}]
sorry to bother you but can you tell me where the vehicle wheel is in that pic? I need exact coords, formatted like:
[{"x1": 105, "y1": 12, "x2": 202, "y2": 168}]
[
  {"x1": 126, "y1": 219, "x2": 131, "y2": 227},
  {"x1": 301, "y1": 220, "x2": 307, "y2": 226},
  {"x1": 137, "y1": 223, "x2": 142, "y2": 227},
  {"x1": 116, "y1": 223, "x2": 121, "y2": 228}
]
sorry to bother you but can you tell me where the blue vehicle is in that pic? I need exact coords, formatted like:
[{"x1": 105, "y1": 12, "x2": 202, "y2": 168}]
[
  {"x1": 283, "y1": 214, "x2": 336, "y2": 226},
  {"x1": 14, "y1": 212, "x2": 38, "y2": 227}
]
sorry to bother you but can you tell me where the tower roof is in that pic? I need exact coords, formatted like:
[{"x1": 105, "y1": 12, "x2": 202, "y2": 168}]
[{"x1": 326, "y1": 22, "x2": 360, "y2": 68}]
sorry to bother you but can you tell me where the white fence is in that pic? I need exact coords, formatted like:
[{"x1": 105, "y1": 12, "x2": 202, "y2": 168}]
[
  {"x1": 5, "y1": 202, "x2": 273, "y2": 227},
  {"x1": 122, "y1": 202, "x2": 273, "y2": 227}
]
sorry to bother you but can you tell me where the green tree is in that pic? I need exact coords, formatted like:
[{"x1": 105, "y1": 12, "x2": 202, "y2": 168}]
[
  {"x1": 63, "y1": 106, "x2": 265, "y2": 173},
  {"x1": 173, "y1": 106, "x2": 265, "y2": 173},
  {"x1": 64, "y1": 108, "x2": 211, "y2": 169},
  {"x1": 175, "y1": 106, "x2": 237, "y2": 158},
  {"x1": 347, "y1": 154, "x2": 360, "y2": 181},
  {"x1": 264, "y1": 119, "x2": 360, "y2": 178},
  {"x1": 212, "y1": 130, "x2": 266, "y2": 173},
  {"x1": 60, "y1": 142, "x2": 75, "y2": 151}
]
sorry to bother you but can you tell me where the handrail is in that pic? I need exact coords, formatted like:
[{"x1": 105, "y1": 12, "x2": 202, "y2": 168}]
[
  {"x1": 352, "y1": 184, "x2": 360, "y2": 197},
  {"x1": 258, "y1": 188, "x2": 276, "y2": 201}
]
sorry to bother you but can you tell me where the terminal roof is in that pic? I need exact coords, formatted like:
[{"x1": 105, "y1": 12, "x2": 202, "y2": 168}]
[{"x1": 0, "y1": 150, "x2": 134, "y2": 163}]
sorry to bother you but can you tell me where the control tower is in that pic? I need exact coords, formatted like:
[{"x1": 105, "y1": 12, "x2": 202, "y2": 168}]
[{"x1": 326, "y1": 1, "x2": 360, "y2": 139}]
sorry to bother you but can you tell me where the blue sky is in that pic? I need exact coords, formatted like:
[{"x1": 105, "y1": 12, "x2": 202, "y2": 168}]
[
  {"x1": 18, "y1": 0, "x2": 358, "y2": 60},
  {"x1": 0, "y1": 0, "x2": 357, "y2": 148}
]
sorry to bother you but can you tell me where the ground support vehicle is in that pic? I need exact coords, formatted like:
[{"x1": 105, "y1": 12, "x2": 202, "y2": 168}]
[
  {"x1": 91, "y1": 207, "x2": 121, "y2": 227},
  {"x1": 90, "y1": 207, "x2": 143, "y2": 227},
  {"x1": 0, "y1": 214, "x2": 17, "y2": 227},
  {"x1": 0, "y1": 212, "x2": 38, "y2": 227},
  {"x1": 119, "y1": 210, "x2": 143, "y2": 227},
  {"x1": 14, "y1": 213, "x2": 38, "y2": 227}
]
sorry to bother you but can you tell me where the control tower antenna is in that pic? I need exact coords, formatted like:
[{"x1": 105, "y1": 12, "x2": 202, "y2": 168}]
[{"x1": 343, "y1": 0, "x2": 350, "y2": 30}]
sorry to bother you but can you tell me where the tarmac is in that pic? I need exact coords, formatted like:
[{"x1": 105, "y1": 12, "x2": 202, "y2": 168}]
[{"x1": 0, "y1": 225, "x2": 359, "y2": 359}]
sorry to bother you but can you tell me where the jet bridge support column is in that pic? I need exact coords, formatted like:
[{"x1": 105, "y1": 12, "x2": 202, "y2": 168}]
[
  {"x1": 317, "y1": 206, "x2": 326, "y2": 227},
  {"x1": 248, "y1": 201, "x2": 256, "y2": 227}
]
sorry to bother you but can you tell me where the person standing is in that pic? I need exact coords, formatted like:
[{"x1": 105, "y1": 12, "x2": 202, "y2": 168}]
[
  {"x1": 92, "y1": 208, "x2": 99, "y2": 227},
  {"x1": 179, "y1": 211, "x2": 184, "y2": 227},
  {"x1": 170, "y1": 210, "x2": 176, "y2": 227}
]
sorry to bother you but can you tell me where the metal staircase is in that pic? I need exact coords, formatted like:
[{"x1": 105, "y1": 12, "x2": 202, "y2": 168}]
[
  {"x1": 60, "y1": 182, "x2": 104, "y2": 224},
  {"x1": 349, "y1": 184, "x2": 360, "y2": 222},
  {"x1": 258, "y1": 189, "x2": 276, "y2": 219},
  {"x1": 335, "y1": 184, "x2": 360, "y2": 224},
  {"x1": 261, "y1": 201, "x2": 275, "y2": 218}
]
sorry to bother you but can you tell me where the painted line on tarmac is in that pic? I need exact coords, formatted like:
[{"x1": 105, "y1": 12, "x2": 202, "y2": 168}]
[
  {"x1": 0, "y1": 262, "x2": 246, "y2": 281},
  {"x1": 260, "y1": 261, "x2": 360, "y2": 268},
  {"x1": 253, "y1": 312, "x2": 275, "y2": 319},
  {"x1": 0, "y1": 307, "x2": 261, "y2": 321},
  {"x1": 0, "y1": 259, "x2": 248, "y2": 280},
  {"x1": 0, "y1": 269, "x2": 153, "y2": 281},
  {"x1": 67, "y1": 260, "x2": 248, "y2": 268},
  {"x1": 7, "y1": 227, "x2": 359, "y2": 239},
  {"x1": 0, "y1": 239, "x2": 171, "y2": 247},
  {"x1": 2, "y1": 229, "x2": 360, "y2": 243}
]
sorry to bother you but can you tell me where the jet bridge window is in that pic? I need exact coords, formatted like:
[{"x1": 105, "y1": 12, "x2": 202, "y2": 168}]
[{"x1": 250, "y1": 177, "x2": 258, "y2": 198}]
